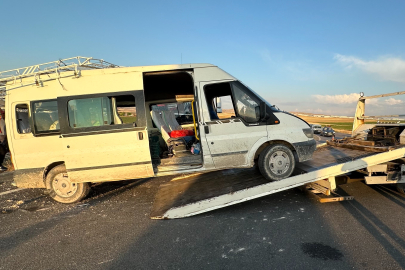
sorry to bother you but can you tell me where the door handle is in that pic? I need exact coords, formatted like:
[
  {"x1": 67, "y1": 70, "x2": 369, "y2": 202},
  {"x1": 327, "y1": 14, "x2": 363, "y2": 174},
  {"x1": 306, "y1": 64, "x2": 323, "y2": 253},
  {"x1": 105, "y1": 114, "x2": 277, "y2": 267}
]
[
  {"x1": 138, "y1": 132, "x2": 144, "y2": 140},
  {"x1": 204, "y1": 125, "x2": 209, "y2": 134}
]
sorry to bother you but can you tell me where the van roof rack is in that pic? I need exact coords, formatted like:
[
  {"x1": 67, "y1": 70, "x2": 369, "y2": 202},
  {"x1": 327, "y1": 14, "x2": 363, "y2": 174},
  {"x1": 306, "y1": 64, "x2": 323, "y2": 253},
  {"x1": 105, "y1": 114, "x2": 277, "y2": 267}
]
[{"x1": 0, "y1": 56, "x2": 120, "y2": 96}]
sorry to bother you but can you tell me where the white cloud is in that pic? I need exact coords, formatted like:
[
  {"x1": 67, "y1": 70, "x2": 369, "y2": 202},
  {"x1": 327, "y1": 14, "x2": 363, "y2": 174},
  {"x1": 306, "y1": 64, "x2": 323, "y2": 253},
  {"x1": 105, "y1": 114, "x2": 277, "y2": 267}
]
[
  {"x1": 312, "y1": 93, "x2": 361, "y2": 104},
  {"x1": 385, "y1": 97, "x2": 403, "y2": 105},
  {"x1": 312, "y1": 92, "x2": 380, "y2": 107},
  {"x1": 334, "y1": 54, "x2": 405, "y2": 83}
]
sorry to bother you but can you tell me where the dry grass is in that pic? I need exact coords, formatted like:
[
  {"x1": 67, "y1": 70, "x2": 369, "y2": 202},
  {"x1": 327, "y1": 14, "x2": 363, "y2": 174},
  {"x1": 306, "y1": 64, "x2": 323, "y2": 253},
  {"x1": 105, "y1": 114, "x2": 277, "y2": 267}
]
[
  {"x1": 216, "y1": 110, "x2": 355, "y2": 133},
  {"x1": 297, "y1": 115, "x2": 353, "y2": 123},
  {"x1": 217, "y1": 109, "x2": 236, "y2": 119}
]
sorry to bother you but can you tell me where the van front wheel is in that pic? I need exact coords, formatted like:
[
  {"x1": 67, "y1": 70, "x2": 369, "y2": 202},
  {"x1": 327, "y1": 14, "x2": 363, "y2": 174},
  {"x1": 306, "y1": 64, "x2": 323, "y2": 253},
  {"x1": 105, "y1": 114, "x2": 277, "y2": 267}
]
[
  {"x1": 258, "y1": 144, "x2": 295, "y2": 181},
  {"x1": 45, "y1": 164, "x2": 91, "y2": 203}
]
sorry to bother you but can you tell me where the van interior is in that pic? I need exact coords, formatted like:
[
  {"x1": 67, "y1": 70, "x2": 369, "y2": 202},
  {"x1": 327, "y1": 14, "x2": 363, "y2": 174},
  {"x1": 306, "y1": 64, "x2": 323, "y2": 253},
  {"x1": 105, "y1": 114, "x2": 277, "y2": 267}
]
[{"x1": 143, "y1": 71, "x2": 203, "y2": 172}]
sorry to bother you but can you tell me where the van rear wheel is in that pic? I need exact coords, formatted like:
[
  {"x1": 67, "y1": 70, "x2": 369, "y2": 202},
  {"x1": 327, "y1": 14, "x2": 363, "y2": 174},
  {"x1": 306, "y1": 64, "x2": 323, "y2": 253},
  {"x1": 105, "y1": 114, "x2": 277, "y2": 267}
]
[
  {"x1": 45, "y1": 164, "x2": 91, "y2": 203},
  {"x1": 258, "y1": 144, "x2": 295, "y2": 181}
]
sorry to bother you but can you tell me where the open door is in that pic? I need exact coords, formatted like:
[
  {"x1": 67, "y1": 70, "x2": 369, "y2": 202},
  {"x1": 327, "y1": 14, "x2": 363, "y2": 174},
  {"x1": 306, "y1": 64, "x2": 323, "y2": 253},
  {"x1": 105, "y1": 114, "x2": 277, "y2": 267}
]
[
  {"x1": 57, "y1": 73, "x2": 154, "y2": 183},
  {"x1": 200, "y1": 81, "x2": 268, "y2": 168}
]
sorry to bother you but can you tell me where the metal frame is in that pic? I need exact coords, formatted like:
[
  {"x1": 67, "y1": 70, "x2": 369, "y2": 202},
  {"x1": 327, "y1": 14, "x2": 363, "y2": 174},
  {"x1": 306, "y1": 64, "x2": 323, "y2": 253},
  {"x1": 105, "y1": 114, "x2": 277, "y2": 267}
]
[
  {"x1": 305, "y1": 177, "x2": 354, "y2": 203},
  {"x1": 0, "y1": 56, "x2": 120, "y2": 96},
  {"x1": 353, "y1": 90, "x2": 405, "y2": 133}
]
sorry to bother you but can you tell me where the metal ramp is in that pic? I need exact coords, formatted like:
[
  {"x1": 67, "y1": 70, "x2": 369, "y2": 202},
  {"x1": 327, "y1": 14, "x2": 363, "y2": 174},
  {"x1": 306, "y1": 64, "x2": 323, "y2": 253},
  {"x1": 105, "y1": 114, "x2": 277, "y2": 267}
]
[{"x1": 151, "y1": 145, "x2": 405, "y2": 219}]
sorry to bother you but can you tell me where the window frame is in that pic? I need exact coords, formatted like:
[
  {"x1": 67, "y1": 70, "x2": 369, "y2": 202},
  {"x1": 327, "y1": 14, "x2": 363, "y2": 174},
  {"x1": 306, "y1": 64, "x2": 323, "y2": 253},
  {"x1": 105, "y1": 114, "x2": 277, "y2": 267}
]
[
  {"x1": 203, "y1": 82, "x2": 236, "y2": 122},
  {"x1": 57, "y1": 91, "x2": 146, "y2": 136},
  {"x1": 204, "y1": 81, "x2": 264, "y2": 125},
  {"x1": 30, "y1": 99, "x2": 61, "y2": 136},
  {"x1": 15, "y1": 103, "x2": 32, "y2": 135},
  {"x1": 67, "y1": 96, "x2": 115, "y2": 129},
  {"x1": 230, "y1": 81, "x2": 262, "y2": 124}
]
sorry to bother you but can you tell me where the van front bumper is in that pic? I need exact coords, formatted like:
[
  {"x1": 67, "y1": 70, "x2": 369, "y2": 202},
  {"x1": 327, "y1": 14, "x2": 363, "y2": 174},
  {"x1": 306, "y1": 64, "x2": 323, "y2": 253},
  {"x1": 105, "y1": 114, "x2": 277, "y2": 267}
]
[{"x1": 293, "y1": 140, "x2": 317, "y2": 162}]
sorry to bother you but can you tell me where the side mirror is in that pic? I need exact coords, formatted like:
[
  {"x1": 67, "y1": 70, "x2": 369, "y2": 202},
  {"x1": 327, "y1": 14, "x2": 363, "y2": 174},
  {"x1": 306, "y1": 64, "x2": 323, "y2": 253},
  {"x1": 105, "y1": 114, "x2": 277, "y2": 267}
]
[
  {"x1": 255, "y1": 106, "x2": 260, "y2": 120},
  {"x1": 260, "y1": 101, "x2": 267, "y2": 120}
]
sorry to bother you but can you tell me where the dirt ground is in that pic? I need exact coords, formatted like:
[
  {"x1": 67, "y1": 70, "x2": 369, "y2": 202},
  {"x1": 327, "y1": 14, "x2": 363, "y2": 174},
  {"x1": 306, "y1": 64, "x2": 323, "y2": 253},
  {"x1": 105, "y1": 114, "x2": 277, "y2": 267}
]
[
  {"x1": 296, "y1": 115, "x2": 353, "y2": 133},
  {"x1": 217, "y1": 109, "x2": 235, "y2": 119},
  {"x1": 296, "y1": 115, "x2": 353, "y2": 124}
]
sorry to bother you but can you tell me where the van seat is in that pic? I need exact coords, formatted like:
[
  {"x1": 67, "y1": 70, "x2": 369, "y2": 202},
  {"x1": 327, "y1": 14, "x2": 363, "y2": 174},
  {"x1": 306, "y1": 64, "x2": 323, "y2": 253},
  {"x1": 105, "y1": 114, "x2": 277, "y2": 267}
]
[{"x1": 150, "y1": 110, "x2": 192, "y2": 151}]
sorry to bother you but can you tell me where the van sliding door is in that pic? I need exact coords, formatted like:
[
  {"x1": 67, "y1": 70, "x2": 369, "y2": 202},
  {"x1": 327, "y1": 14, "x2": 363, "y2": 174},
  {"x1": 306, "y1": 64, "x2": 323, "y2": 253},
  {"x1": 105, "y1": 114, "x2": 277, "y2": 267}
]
[{"x1": 57, "y1": 72, "x2": 154, "y2": 183}]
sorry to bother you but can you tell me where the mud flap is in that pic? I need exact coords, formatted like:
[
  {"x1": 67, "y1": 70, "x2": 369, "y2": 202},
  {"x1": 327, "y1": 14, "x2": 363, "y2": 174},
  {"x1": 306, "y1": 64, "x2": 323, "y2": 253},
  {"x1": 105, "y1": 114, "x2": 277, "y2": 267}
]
[
  {"x1": 293, "y1": 140, "x2": 317, "y2": 162},
  {"x1": 13, "y1": 168, "x2": 46, "y2": 188}
]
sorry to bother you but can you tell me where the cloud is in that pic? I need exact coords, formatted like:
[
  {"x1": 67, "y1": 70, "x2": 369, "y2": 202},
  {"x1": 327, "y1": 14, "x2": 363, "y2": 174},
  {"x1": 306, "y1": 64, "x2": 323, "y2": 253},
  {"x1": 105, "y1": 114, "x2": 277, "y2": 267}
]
[
  {"x1": 334, "y1": 54, "x2": 405, "y2": 83},
  {"x1": 385, "y1": 97, "x2": 403, "y2": 105},
  {"x1": 312, "y1": 93, "x2": 361, "y2": 104},
  {"x1": 312, "y1": 93, "x2": 381, "y2": 106}
]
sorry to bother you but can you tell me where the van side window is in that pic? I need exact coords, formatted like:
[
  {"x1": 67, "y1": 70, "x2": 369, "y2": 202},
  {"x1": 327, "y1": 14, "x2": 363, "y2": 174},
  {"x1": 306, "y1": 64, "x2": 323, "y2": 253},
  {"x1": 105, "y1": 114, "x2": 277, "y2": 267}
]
[
  {"x1": 204, "y1": 82, "x2": 261, "y2": 123},
  {"x1": 68, "y1": 95, "x2": 136, "y2": 128},
  {"x1": 204, "y1": 83, "x2": 236, "y2": 120},
  {"x1": 15, "y1": 104, "x2": 31, "y2": 134},
  {"x1": 32, "y1": 100, "x2": 59, "y2": 133},
  {"x1": 231, "y1": 83, "x2": 260, "y2": 123}
]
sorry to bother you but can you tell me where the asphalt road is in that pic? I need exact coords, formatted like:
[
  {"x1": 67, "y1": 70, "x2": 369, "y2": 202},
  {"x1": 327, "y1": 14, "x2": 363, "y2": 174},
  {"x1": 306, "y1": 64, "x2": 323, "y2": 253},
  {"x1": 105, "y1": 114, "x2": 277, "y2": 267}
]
[{"x1": 1, "y1": 169, "x2": 405, "y2": 270}]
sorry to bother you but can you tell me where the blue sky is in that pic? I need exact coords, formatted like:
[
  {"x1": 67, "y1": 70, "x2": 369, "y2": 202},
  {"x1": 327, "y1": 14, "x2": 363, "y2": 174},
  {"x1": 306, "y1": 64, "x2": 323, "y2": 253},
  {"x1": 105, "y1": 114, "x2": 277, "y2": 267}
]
[{"x1": 1, "y1": 0, "x2": 405, "y2": 116}]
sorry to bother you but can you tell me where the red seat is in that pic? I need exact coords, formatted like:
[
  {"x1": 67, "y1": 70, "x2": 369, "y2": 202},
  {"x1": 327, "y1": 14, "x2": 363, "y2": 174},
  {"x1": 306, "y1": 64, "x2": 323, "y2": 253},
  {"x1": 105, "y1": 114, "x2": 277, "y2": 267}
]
[{"x1": 169, "y1": 130, "x2": 195, "y2": 138}]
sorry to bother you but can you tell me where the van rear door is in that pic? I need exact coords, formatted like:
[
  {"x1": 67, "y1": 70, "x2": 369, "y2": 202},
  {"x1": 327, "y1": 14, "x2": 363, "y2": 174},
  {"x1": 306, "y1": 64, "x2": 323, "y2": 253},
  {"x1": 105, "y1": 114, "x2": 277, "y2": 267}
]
[{"x1": 57, "y1": 72, "x2": 154, "y2": 183}]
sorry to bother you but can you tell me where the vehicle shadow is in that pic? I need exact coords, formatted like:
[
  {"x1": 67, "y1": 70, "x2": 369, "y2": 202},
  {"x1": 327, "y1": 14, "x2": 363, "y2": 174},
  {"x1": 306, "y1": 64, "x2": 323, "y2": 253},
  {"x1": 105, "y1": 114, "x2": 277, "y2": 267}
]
[
  {"x1": 338, "y1": 187, "x2": 405, "y2": 268},
  {"x1": 0, "y1": 177, "x2": 154, "y2": 259},
  {"x1": 102, "y1": 174, "x2": 353, "y2": 270},
  {"x1": 369, "y1": 184, "x2": 405, "y2": 206}
]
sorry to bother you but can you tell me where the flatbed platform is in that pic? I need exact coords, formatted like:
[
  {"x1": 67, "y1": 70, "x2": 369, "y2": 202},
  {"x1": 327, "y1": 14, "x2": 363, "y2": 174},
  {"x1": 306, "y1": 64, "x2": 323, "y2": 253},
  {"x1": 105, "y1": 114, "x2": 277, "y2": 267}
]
[
  {"x1": 151, "y1": 168, "x2": 266, "y2": 219},
  {"x1": 297, "y1": 145, "x2": 375, "y2": 172},
  {"x1": 151, "y1": 145, "x2": 405, "y2": 219}
]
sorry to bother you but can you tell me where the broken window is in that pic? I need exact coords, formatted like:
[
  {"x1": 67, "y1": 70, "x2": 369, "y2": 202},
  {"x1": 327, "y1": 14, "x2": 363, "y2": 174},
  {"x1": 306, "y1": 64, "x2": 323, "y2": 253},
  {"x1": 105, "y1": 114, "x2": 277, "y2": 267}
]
[
  {"x1": 204, "y1": 82, "x2": 261, "y2": 123},
  {"x1": 15, "y1": 104, "x2": 31, "y2": 134},
  {"x1": 216, "y1": 95, "x2": 236, "y2": 119},
  {"x1": 204, "y1": 83, "x2": 236, "y2": 121}
]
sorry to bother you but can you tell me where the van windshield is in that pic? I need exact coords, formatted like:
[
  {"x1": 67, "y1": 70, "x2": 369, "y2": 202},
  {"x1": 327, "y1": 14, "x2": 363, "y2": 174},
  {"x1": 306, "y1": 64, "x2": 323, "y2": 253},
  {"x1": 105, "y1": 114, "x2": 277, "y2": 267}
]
[{"x1": 238, "y1": 81, "x2": 275, "y2": 110}]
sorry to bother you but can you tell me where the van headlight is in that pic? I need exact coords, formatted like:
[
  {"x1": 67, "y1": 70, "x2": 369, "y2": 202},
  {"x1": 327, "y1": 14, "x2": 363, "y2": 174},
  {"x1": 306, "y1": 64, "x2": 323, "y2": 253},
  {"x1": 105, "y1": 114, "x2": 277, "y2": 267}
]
[{"x1": 303, "y1": 128, "x2": 313, "y2": 138}]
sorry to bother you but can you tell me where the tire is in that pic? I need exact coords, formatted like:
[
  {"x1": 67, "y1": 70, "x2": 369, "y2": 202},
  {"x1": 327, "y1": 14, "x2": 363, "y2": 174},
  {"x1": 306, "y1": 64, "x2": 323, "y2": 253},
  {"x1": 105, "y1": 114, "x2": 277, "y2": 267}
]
[
  {"x1": 258, "y1": 144, "x2": 295, "y2": 181},
  {"x1": 397, "y1": 183, "x2": 405, "y2": 195},
  {"x1": 45, "y1": 164, "x2": 91, "y2": 203}
]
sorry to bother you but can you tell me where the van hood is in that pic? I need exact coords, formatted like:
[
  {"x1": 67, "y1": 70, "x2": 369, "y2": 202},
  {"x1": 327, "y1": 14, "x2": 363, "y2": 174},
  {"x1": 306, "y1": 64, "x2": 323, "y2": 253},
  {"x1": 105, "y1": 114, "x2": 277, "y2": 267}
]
[{"x1": 276, "y1": 111, "x2": 310, "y2": 127}]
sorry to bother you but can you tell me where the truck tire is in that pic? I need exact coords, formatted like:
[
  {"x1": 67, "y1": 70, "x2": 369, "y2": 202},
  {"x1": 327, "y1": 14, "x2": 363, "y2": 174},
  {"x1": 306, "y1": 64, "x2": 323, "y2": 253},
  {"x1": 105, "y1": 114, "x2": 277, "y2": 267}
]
[
  {"x1": 397, "y1": 183, "x2": 405, "y2": 195},
  {"x1": 45, "y1": 164, "x2": 91, "y2": 203},
  {"x1": 258, "y1": 144, "x2": 295, "y2": 181}
]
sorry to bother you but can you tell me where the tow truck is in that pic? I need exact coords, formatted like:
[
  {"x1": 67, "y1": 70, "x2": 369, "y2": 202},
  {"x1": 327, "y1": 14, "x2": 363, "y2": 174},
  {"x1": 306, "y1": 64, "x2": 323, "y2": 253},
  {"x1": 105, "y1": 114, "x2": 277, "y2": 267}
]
[
  {"x1": 151, "y1": 91, "x2": 405, "y2": 219},
  {"x1": 1, "y1": 57, "x2": 405, "y2": 219}
]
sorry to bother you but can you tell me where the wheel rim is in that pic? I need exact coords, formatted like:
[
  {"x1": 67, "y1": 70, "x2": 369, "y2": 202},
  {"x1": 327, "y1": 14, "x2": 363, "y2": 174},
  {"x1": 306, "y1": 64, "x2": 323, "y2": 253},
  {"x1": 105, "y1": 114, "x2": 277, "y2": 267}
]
[
  {"x1": 269, "y1": 150, "x2": 290, "y2": 175},
  {"x1": 52, "y1": 173, "x2": 77, "y2": 198}
]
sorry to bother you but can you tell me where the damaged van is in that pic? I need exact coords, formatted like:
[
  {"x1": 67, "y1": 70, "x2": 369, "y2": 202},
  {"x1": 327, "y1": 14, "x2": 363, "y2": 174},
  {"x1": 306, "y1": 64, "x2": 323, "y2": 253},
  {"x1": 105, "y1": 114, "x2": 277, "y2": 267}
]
[{"x1": 0, "y1": 57, "x2": 316, "y2": 203}]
